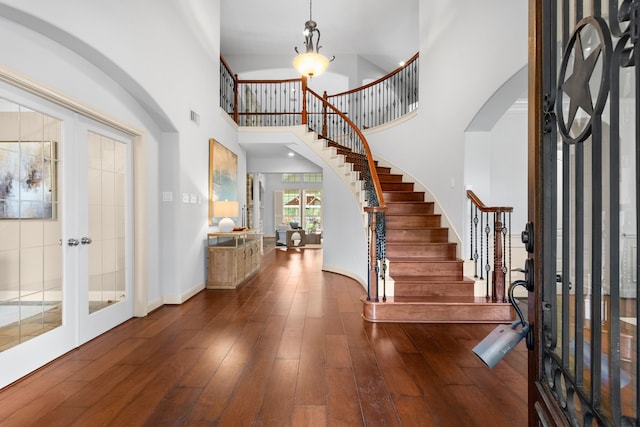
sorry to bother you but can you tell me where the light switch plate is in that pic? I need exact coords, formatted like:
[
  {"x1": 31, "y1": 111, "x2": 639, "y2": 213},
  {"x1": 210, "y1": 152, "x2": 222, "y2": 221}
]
[{"x1": 182, "y1": 193, "x2": 190, "y2": 203}]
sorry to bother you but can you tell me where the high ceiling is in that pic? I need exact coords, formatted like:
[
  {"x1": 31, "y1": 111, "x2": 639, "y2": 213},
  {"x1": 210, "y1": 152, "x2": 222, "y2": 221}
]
[{"x1": 220, "y1": 0, "x2": 419, "y2": 73}]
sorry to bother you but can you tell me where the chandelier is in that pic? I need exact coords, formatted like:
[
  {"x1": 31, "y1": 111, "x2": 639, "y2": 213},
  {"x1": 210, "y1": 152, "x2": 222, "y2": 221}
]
[{"x1": 293, "y1": 0, "x2": 334, "y2": 78}]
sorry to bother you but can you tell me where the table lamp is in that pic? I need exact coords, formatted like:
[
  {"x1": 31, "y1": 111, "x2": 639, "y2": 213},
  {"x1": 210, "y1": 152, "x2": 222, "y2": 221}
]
[{"x1": 213, "y1": 200, "x2": 238, "y2": 232}]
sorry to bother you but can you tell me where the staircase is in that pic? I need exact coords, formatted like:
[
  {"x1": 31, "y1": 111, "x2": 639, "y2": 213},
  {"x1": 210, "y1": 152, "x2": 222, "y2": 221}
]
[
  {"x1": 307, "y1": 134, "x2": 511, "y2": 323},
  {"x1": 363, "y1": 164, "x2": 512, "y2": 323}
]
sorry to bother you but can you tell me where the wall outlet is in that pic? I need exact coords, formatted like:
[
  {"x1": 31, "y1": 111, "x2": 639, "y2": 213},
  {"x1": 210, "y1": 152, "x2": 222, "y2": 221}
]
[
  {"x1": 162, "y1": 191, "x2": 173, "y2": 202},
  {"x1": 182, "y1": 193, "x2": 190, "y2": 203}
]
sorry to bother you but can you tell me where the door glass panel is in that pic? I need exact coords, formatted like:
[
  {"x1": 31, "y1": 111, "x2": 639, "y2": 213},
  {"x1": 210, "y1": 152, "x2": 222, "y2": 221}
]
[
  {"x1": 0, "y1": 99, "x2": 62, "y2": 351},
  {"x1": 88, "y1": 132, "x2": 126, "y2": 314}
]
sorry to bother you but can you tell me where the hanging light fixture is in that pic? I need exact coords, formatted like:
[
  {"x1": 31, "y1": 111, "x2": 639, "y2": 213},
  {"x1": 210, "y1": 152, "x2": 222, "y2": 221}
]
[{"x1": 293, "y1": 0, "x2": 334, "y2": 78}]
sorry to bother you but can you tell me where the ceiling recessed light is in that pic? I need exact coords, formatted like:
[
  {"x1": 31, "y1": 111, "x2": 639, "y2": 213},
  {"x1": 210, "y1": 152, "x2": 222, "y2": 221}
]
[{"x1": 288, "y1": 152, "x2": 295, "y2": 157}]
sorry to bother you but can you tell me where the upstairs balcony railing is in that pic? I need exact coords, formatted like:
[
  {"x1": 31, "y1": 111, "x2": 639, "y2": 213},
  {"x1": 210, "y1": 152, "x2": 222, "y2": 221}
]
[
  {"x1": 220, "y1": 54, "x2": 419, "y2": 130},
  {"x1": 467, "y1": 190, "x2": 513, "y2": 303},
  {"x1": 326, "y1": 52, "x2": 419, "y2": 130},
  {"x1": 220, "y1": 56, "x2": 423, "y2": 302}
]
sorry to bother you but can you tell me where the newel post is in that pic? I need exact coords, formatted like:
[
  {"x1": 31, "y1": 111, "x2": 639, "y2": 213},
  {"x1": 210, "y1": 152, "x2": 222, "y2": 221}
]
[{"x1": 301, "y1": 75, "x2": 308, "y2": 125}]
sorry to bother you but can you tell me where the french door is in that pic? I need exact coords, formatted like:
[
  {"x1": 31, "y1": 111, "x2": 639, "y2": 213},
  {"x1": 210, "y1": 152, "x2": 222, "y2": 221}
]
[
  {"x1": 0, "y1": 84, "x2": 134, "y2": 387},
  {"x1": 74, "y1": 122, "x2": 133, "y2": 344},
  {"x1": 529, "y1": 0, "x2": 639, "y2": 425}
]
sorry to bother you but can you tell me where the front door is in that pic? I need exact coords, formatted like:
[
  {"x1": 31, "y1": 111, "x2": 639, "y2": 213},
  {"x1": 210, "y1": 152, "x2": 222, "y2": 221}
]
[{"x1": 529, "y1": 0, "x2": 639, "y2": 425}]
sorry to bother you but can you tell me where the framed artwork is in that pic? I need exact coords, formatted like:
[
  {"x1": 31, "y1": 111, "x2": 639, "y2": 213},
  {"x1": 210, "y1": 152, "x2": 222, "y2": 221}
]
[
  {"x1": 0, "y1": 141, "x2": 56, "y2": 219},
  {"x1": 209, "y1": 138, "x2": 237, "y2": 224}
]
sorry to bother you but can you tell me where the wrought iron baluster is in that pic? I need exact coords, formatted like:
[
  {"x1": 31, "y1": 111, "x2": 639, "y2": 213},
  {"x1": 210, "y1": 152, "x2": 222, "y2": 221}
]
[
  {"x1": 473, "y1": 206, "x2": 479, "y2": 278},
  {"x1": 485, "y1": 212, "x2": 491, "y2": 298},
  {"x1": 479, "y1": 212, "x2": 484, "y2": 281}
]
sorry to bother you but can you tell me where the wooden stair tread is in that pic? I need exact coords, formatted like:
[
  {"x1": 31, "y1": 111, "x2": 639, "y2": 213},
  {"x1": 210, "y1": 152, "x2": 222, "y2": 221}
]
[
  {"x1": 387, "y1": 226, "x2": 447, "y2": 230},
  {"x1": 386, "y1": 256, "x2": 455, "y2": 261},
  {"x1": 391, "y1": 276, "x2": 475, "y2": 284},
  {"x1": 361, "y1": 296, "x2": 513, "y2": 323},
  {"x1": 386, "y1": 258, "x2": 463, "y2": 263},
  {"x1": 389, "y1": 296, "x2": 493, "y2": 304}
]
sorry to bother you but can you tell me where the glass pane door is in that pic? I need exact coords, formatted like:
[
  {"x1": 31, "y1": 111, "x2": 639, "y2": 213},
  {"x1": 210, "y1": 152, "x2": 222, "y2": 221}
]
[
  {"x1": 0, "y1": 99, "x2": 62, "y2": 352},
  {"x1": 78, "y1": 126, "x2": 132, "y2": 344},
  {"x1": 87, "y1": 131, "x2": 127, "y2": 314}
]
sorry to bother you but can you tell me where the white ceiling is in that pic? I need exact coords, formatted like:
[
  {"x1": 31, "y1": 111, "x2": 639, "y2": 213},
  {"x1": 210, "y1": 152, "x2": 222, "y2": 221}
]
[{"x1": 220, "y1": 0, "x2": 419, "y2": 73}]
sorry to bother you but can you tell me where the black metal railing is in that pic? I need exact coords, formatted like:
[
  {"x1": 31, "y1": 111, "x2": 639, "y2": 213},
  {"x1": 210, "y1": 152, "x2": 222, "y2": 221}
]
[
  {"x1": 236, "y1": 79, "x2": 303, "y2": 127},
  {"x1": 221, "y1": 53, "x2": 419, "y2": 131},
  {"x1": 467, "y1": 190, "x2": 512, "y2": 303},
  {"x1": 326, "y1": 53, "x2": 419, "y2": 130},
  {"x1": 220, "y1": 57, "x2": 237, "y2": 121}
]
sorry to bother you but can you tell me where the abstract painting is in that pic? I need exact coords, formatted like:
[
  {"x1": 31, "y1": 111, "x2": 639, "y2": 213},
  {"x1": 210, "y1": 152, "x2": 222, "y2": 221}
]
[
  {"x1": 209, "y1": 138, "x2": 237, "y2": 224},
  {"x1": 0, "y1": 141, "x2": 56, "y2": 219}
]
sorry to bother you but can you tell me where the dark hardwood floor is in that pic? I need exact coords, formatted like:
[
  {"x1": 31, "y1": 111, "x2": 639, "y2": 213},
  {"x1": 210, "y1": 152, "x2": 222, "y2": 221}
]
[{"x1": 0, "y1": 244, "x2": 527, "y2": 426}]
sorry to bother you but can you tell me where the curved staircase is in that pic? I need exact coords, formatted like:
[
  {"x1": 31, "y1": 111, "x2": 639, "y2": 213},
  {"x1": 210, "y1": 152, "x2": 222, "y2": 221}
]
[
  {"x1": 364, "y1": 164, "x2": 512, "y2": 323},
  {"x1": 306, "y1": 134, "x2": 512, "y2": 323}
]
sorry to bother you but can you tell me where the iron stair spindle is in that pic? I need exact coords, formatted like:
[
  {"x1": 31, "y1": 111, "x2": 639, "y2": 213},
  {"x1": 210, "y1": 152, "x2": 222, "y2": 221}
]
[
  {"x1": 473, "y1": 206, "x2": 479, "y2": 278},
  {"x1": 479, "y1": 211, "x2": 484, "y2": 281},
  {"x1": 485, "y1": 212, "x2": 491, "y2": 299}
]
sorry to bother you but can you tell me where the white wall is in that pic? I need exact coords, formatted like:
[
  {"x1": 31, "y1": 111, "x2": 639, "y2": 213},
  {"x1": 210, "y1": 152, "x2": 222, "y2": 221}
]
[
  {"x1": 368, "y1": 0, "x2": 528, "y2": 239},
  {"x1": 463, "y1": 102, "x2": 528, "y2": 254},
  {"x1": 0, "y1": 0, "x2": 239, "y2": 306}
]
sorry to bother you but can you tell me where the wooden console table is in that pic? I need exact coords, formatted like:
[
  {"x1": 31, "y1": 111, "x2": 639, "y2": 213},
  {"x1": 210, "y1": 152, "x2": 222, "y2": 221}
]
[{"x1": 206, "y1": 229, "x2": 261, "y2": 289}]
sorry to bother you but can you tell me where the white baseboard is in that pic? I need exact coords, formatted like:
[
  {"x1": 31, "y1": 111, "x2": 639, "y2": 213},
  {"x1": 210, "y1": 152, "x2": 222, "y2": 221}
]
[
  {"x1": 162, "y1": 282, "x2": 206, "y2": 305},
  {"x1": 145, "y1": 297, "x2": 164, "y2": 314},
  {"x1": 321, "y1": 265, "x2": 366, "y2": 290}
]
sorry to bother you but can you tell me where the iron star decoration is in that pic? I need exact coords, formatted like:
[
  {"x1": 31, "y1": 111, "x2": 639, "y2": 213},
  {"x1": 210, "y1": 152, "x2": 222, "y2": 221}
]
[{"x1": 560, "y1": 33, "x2": 601, "y2": 132}]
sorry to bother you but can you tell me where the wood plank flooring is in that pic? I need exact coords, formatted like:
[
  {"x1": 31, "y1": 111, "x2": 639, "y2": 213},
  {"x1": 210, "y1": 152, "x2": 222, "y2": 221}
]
[{"x1": 0, "y1": 244, "x2": 528, "y2": 426}]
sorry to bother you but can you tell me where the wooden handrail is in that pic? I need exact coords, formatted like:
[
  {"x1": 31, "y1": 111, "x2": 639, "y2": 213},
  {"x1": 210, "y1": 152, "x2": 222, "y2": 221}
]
[
  {"x1": 327, "y1": 53, "x2": 419, "y2": 98},
  {"x1": 236, "y1": 78, "x2": 302, "y2": 84},
  {"x1": 306, "y1": 87, "x2": 386, "y2": 210},
  {"x1": 466, "y1": 190, "x2": 513, "y2": 213},
  {"x1": 220, "y1": 56, "x2": 234, "y2": 77}
]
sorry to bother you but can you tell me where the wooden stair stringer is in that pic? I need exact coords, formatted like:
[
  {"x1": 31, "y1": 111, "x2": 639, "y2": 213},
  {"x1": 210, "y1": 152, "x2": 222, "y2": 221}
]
[{"x1": 297, "y1": 130, "x2": 370, "y2": 218}]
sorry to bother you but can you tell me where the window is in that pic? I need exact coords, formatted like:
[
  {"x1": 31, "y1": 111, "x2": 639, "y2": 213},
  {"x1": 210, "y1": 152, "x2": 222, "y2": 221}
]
[
  {"x1": 282, "y1": 173, "x2": 301, "y2": 183},
  {"x1": 281, "y1": 189, "x2": 321, "y2": 232},
  {"x1": 282, "y1": 173, "x2": 322, "y2": 183},
  {"x1": 304, "y1": 190, "x2": 322, "y2": 232},
  {"x1": 303, "y1": 173, "x2": 322, "y2": 183}
]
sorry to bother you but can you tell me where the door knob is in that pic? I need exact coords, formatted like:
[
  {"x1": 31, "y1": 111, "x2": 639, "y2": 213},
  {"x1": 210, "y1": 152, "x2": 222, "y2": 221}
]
[
  {"x1": 67, "y1": 238, "x2": 80, "y2": 247},
  {"x1": 81, "y1": 237, "x2": 92, "y2": 245}
]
